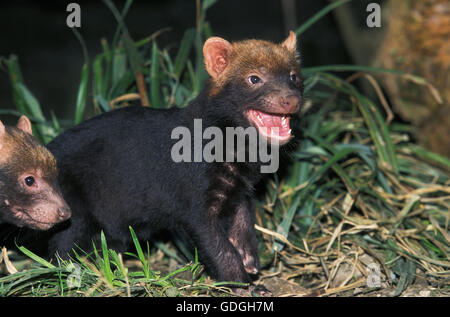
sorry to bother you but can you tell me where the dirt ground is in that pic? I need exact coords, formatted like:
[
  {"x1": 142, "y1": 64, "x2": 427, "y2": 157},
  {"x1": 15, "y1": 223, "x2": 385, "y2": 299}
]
[{"x1": 259, "y1": 275, "x2": 449, "y2": 297}]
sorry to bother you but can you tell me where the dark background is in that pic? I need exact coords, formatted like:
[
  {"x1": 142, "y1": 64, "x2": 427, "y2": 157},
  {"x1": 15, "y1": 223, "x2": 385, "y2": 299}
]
[{"x1": 0, "y1": 0, "x2": 379, "y2": 122}]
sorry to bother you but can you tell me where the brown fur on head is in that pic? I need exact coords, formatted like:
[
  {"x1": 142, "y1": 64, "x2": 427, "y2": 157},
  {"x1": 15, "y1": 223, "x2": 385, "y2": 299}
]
[
  {"x1": 203, "y1": 31, "x2": 303, "y2": 145},
  {"x1": 0, "y1": 116, "x2": 71, "y2": 230},
  {"x1": 0, "y1": 116, "x2": 57, "y2": 177},
  {"x1": 204, "y1": 31, "x2": 300, "y2": 93}
]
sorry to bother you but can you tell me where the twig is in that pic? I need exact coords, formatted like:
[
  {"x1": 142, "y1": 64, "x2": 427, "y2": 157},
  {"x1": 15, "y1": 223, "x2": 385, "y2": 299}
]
[
  {"x1": 109, "y1": 93, "x2": 141, "y2": 108},
  {"x1": 319, "y1": 256, "x2": 330, "y2": 280}
]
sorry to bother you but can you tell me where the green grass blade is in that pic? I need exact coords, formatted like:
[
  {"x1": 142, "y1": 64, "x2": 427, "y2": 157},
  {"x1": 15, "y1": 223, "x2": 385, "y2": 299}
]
[
  {"x1": 74, "y1": 64, "x2": 89, "y2": 125},
  {"x1": 150, "y1": 41, "x2": 161, "y2": 108},
  {"x1": 71, "y1": 27, "x2": 90, "y2": 124},
  {"x1": 100, "y1": 231, "x2": 114, "y2": 284},
  {"x1": 110, "y1": 51, "x2": 127, "y2": 97},
  {"x1": 14, "y1": 83, "x2": 49, "y2": 143},
  {"x1": 173, "y1": 28, "x2": 196, "y2": 79},
  {"x1": 50, "y1": 110, "x2": 61, "y2": 134},
  {"x1": 316, "y1": 72, "x2": 399, "y2": 173},
  {"x1": 100, "y1": 38, "x2": 111, "y2": 94},
  {"x1": 408, "y1": 145, "x2": 450, "y2": 170},
  {"x1": 129, "y1": 226, "x2": 145, "y2": 263},
  {"x1": 6, "y1": 55, "x2": 27, "y2": 114},
  {"x1": 94, "y1": 95, "x2": 112, "y2": 112},
  {"x1": 361, "y1": 96, "x2": 398, "y2": 172},
  {"x1": 273, "y1": 194, "x2": 302, "y2": 252},
  {"x1": 123, "y1": 32, "x2": 142, "y2": 77},
  {"x1": 303, "y1": 64, "x2": 406, "y2": 76},
  {"x1": 356, "y1": 95, "x2": 397, "y2": 172},
  {"x1": 18, "y1": 246, "x2": 56, "y2": 269},
  {"x1": 129, "y1": 226, "x2": 151, "y2": 279},
  {"x1": 202, "y1": 0, "x2": 218, "y2": 11},
  {"x1": 295, "y1": 0, "x2": 352, "y2": 36},
  {"x1": 16, "y1": 83, "x2": 45, "y2": 122},
  {"x1": 92, "y1": 54, "x2": 104, "y2": 97}
]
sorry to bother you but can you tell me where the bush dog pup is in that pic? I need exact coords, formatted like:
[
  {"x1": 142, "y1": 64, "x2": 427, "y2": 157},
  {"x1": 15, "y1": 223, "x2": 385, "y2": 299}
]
[
  {"x1": 46, "y1": 32, "x2": 303, "y2": 293},
  {"x1": 0, "y1": 116, "x2": 71, "y2": 230}
]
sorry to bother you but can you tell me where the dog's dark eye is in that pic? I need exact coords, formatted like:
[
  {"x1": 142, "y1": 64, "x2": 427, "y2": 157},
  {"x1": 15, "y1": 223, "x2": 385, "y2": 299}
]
[
  {"x1": 25, "y1": 176, "x2": 35, "y2": 187},
  {"x1": 290, "y1": 73, "x2": 297, "y2": 83},
  {"x1": 248, "y1": 75, "x2": 262, "y2": 85}
]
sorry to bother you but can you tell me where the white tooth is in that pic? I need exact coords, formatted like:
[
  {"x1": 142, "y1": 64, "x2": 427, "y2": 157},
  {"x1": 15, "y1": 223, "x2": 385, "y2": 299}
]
[
  {"x1": 288, "y1": 129, "x2": 292, "y2": 134},
  {"x1": 257, "y1": 115, "x2": 264, "y2": 125}
]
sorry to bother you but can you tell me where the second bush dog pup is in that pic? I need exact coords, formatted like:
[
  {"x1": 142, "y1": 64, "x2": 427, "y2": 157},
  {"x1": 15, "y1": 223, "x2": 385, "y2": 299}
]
[
  {"x1": 46, "y1": 32, "x2": 303, "y2": 293},
  {"x1": 0, "y1": 116, "x2": 71, "y2": 230}
]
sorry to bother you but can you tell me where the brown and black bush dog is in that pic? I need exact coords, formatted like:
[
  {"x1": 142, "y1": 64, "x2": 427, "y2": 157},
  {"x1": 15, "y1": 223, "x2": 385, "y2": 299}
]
[
  {"x1": 0, "y1": 116, "x2": 71, "y2": 230},
  {"x1": 45, "y1": 32, "x2": 303, "y2": 293}
]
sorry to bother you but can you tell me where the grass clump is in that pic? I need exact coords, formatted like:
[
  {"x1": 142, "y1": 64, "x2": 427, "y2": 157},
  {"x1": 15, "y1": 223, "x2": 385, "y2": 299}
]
[{"x1": 1, "y1": 227, "x2": 239, "y2": 297}]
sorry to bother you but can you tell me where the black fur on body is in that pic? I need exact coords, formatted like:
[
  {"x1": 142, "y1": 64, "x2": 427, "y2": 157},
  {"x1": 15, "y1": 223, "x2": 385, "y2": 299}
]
[
  {"x1": 47, "y1": 94, "x2": 263, "y2": 282},
  {"x1": 44, "y1": 33, "x2": 303, "y2": 286}
]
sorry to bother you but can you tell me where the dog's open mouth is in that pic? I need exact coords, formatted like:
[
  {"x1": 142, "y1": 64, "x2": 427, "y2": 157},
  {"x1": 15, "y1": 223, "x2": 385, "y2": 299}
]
[{"x1": 247, "y1": 109, "x2": 293, "y2": 144}]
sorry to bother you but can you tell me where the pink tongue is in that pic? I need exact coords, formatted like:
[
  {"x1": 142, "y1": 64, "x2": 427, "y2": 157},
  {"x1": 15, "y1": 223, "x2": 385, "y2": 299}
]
[
  {"x1": 257, "y1": 111, "x2": 290, "y2": 135},
  {"x1": 262, "y1": 114, "x2": 281, "y2": 126}
]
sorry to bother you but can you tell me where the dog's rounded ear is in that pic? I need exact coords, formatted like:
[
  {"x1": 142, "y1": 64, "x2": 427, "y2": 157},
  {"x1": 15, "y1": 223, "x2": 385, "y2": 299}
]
[
  {"x1": 16, "y1": 115, "x2": 33, "y2": 135},
  {"x1": 203, "y1": 37, "x2": 233, "y2": 79}
]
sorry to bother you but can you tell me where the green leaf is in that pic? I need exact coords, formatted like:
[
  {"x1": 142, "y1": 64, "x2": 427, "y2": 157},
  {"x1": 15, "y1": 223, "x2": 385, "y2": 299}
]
[
  {"x1": 14, "y1": 83, "x2": 48, "y2": 143},
  {"x1": 18, "y1": 246, "x2": 56, "y2": 269},
  {"x1": 93, "y1": 54, "x2": 105, "y2": 96},
  {"x1": 50, "y1": 111, "x2": 61, "y2": 134},
  {"x1": 6, "y1": 55, "x2": 27, "y2": 114},
  {"x1": 173, "y1": 28, "x2": 196, "y2": 79},
  {"x1": 110, "y1": 51, "x2": 127, "y2": 95},
  {"x1": 409, "y1": 145, "x2": 450, "y2": 170},
  {"x1": 357, "y1": 95, "x2": 398, "y2": 173},
  {"x1": 100, "y1": 231, "x2": 114, "y2": 285},
  {"x1": 273, "y1": 194, "x2": 302, "y2": 252},
  {"x1": 74, "y1": 64, "x2": 89, "y2": 125},
  {"x1": 129, "y1": 226, "x2": 145, "y2": 264},
  {"x1": 123, "y1": 32, "x2": 142, "y2": 75},
  {"x1": 150, "y1": 41, "x2": 161, "y2": 108},
  {"x1": 16, "y1": 83, "x2": 45, "y2": 122},
  {"x1": 295, "y1": 0, "x2": 353, "y2": 36},
  {"x1": 94, "y1": 95, "x2": 112, "y2": 112},
  {"x1": 202, "y1": 0, "x2": 218, "y2": 11},
  {"x1": 391, "y1": 258, "x2": 416, "y2": 296},
  {"x1": 303, "y1": 64, "x2": 406, "y2": 76},
  {"x1": 129, "y1": 226, "x2": 152, "y2": 279},
  {"x1": 194, "y1": 31, "x2": 208, "y2": 94}
]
